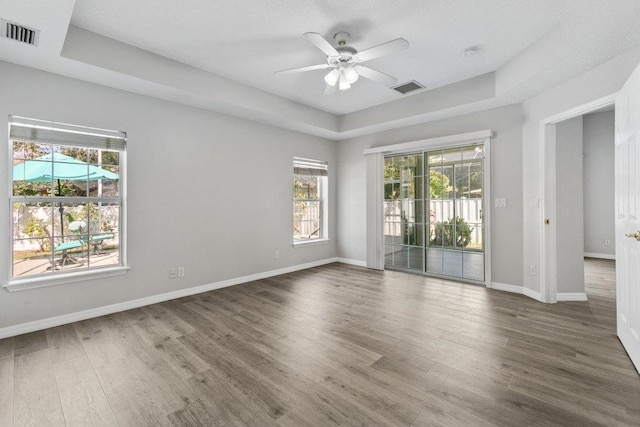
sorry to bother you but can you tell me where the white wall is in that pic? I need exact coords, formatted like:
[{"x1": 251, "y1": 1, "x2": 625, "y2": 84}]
[
  {"x1": 522, "y1": 45, "x2": 640, "y2": 295},
  {"x1": 555, "y1": 117, "x2": 585, "y2": 293},
  {"x1": 337, "y1": 104, "x2": 524, "y2": 287},
  {"x1": 583, "y1": 111, "x2": 615, "y2": 257},
  {"x1": 0, "y1": 61, "x2": 337, "y2": 331}
]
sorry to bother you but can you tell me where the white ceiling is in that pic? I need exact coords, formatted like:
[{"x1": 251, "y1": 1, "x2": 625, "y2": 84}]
[{"x1": 2, "y1": 0, "x2": 640, "y2": 138}]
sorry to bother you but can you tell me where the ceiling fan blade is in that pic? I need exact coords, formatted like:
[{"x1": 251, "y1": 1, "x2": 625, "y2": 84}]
[
  {"x1": 355, "y1": 65, "x2": 398, "y2": 86},
  {"x1": 274, "y1": 64, "x2": 331, "y2": 75},
  {"x1": 355, "y1": 38, "x2": 409, "y2": 62},
  {"x1": 304, "y1": 32, "x2": 340, "y2": 57},
  {"x1": 324, "y1": 83, "x2": 337, "y2": 96}
]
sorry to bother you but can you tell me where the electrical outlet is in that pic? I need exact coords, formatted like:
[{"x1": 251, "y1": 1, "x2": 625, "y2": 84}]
[
  {"x1": 169, "y1": 268, "x2": 177, "y2": 279},
  {"x1": 604, "y1": 239, "x2": 611, "y2": 246},
  {"x1": 275, "y1": 250, "x2": 280, "y2": 259},
  {"x1": 178, "y1": 267, "x2": 185, "y2": 277},
  {"x1": 530, "y1": 265, "x2": 536, "y2": 275}
]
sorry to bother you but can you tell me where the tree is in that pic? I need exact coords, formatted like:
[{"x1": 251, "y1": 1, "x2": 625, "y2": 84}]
[
  {"x1": 429, "y1": 169, "x2": 452, "y2": 198},
  {"x1": 24, "y1": 217, "x2": 50, "y2": 252}
]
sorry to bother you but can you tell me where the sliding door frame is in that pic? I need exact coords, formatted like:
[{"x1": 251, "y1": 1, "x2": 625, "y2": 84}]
[{"x1": 364, "y1": 130, "x2": 492, "y2": 287}]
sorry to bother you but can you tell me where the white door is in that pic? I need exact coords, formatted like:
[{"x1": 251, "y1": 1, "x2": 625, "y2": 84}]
[{"x1": 615, "y1": 63, "x2": 640, "y2": 374}]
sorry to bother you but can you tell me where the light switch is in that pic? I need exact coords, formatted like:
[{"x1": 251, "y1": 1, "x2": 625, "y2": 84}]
[{"x1": 495, "y1": 198, "x2": 507, "y2": 208}]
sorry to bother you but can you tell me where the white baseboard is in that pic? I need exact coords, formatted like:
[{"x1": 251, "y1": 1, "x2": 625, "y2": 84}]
[
  {"x1": 490, "y1": 282, "x2": 544, "y2": 302},
  {"x1": 336, "y1": 257, "x2": 367, "y2": 267},
  {"x1": 523, "y1": 287, "x2": 543, "y2": 302},
  {"x1": 491, "y1": 282, "x2": 523, "y2": 294},
  {"x1": 584, "y1": 252, "x2": 615, "y2": 260},
  {"x1": 492, "y1": 282, "x2": 586, "y2": 303},
  {"x1": 0, "y1": 257, "x2": 340, "y2": 340},
  {"x1": 557, "y1": 292, "x2": 588, "y2": 302}
]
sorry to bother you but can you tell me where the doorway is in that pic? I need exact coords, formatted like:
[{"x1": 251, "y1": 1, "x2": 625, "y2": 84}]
[
  {"x1": 539, "y1": 94, "x2": 616, "y2": 302},
  {"x1": 383, "y1": 144, "x2": 486, "y2": 283}
]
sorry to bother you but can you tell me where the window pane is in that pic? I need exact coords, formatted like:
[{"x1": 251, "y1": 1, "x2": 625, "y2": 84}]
[
  {"x1": 429, "y1": 167, "x2": 445, "y2": 199},
  {"x1": 428, "y1": 151, "x2": 443, "y2": 165},
  {"x1": 86, "y1": 231, "x2": 120, "y2": 269},
  {"x1": 88, "y1": 166, "x2": 120, "y2": 197},
  {"x1": 13, "y1": 177, "x2": 53, "y2": 197},
  {"x1": 13, "y1": 141, "x2": 49, "y2": 160},
  {"x1": 293, "y1": 200, "x2": 320, "y2": 240},
  {"x1": 384, "y1": 159, "x2": 400, "y2": 180},
  {"x1": 294, "y1": 175, "x2": 319, "y2": 200},
  {"x1": 12, "y1": 201, "x2": 122, "y2": 277},
  {"x1": 13, "y1": 238, "x2": 53, "y2": 278},
  {"x1": 462, "y1": 145, "x2": 483, "y2": 161},
  {"x1": 100, "y1": 150, "x2": 120, "y2": 166},
  {"x1": 442, "y1": 148, "x2": 462, "y2": 163}
]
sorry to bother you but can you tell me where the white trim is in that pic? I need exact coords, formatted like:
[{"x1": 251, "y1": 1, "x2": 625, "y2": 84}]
[
  {"x1": 363, "y1": 130, "x2": 492, "y2": 155},
  {"x1": 544, "y1": 94, "x2": 617, "y2": 125},
  {"x1": 491, "y1": 282, "x2": 524, "y2": 294},
  {"x1": 584, "y1": 252, "x2": 616, "y2": 260},
  {"x1": 365, "y1": 152, "x2": 385, "y2": 270},
  {"x1": 293, "y1": 238, "x2": 330, "y2": 247},
  {"x1": 0, "y1": 257, "x2": 339, "y2": 339},
  {"x1": 538, "y1": 93, "x2": 617, "y2": 304},
  {"x1": 484, "y1": 137, "x2": 492, "y2": 288},
  {"x1": 4, "y1": 266, "x2": 130, "y2": 292},
  {"x1": 490, "y1": 282, "x2": 547, "y2": 303},
  {"x1": 336, "y1": 257, "x2": 367, "y2": 267},
  {"x1": 523, "y1": 287, "x2": 544, "y2": 302},
  {"x1": 557, "y1": 292, "x2": 588, "y2": 302}
]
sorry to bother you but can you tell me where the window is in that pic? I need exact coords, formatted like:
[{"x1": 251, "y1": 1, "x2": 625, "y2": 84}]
[
  {"x1": 293, "y1": 157, "x2": 328, "y2": 244},
  {"x1": 8, "y1": 116, "x2": 126, "y2": 284}
]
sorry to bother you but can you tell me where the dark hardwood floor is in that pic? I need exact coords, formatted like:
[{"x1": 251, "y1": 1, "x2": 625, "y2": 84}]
[{"x1": 0, "y1": 259, "x2": 639, "y2": 426}]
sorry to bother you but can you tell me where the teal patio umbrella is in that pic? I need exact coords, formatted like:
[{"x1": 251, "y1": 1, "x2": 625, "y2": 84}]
[
  {"x1": 13, "y1": 152, "x2": 118, "y2": 183},
  {"x1": 13, "y1": 152, "x2": 119, "y2": 236}
]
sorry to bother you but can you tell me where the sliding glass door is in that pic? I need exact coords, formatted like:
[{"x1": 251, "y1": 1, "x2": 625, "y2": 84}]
[{"x1": 384, "y1": 144, "x2": 485, "y2": 282}]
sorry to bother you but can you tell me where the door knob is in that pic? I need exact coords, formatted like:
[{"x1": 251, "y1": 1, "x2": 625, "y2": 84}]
[{"x1": 625, "y1": 231, "x2": 640, "y2": 241}]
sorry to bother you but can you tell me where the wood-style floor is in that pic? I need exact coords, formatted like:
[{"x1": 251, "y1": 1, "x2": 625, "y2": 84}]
[{"x1": 0, "y1": 258, "x2": 639, "y2": 426}]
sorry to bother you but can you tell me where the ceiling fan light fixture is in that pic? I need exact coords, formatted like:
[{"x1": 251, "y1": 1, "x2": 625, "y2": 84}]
[
  {"x1": 338, "y1": 71, "x2": 351, "y2": 90},
  {"x1": 344, "y1": 67, "x2": 359, "y2": 84},
  {"x1": 324, "y1": 69, "x2": 340, "y2": 86}
]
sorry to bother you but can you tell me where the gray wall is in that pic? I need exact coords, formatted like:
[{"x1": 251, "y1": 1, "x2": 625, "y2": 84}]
[
  {"x1": 555, "y1": 116, "x2": 585, "y2": 294},
  {"x1": 336, "y1": 104, "x2": 524, "y2": 287},
  {"x1": 583, "y1": 111, "x2": 615, "y2": 257},
  {"x1": 0, "y1": 61, "x2": 337, "y2": 330}
]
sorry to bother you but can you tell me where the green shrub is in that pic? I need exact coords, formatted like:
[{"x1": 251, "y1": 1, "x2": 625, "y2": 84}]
[{"x1": 430, "y1": 216, "x2": 473, "y2": 247}]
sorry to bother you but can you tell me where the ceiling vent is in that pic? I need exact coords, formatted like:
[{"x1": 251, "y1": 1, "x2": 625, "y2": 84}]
[
  {"x1": 391, "y1": 80, "x2": 425, "y2": 95},
  {"x1": 1, "y1": 19, "x2": 40, "y2": 46}
]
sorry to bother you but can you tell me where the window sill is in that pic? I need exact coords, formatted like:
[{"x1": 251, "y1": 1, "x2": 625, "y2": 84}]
[
  {"x1": 293, "y1": 238, "x2": 330, "y2": 247},
  {"x1": 4, "y1": 266, "x2": 130, "y2": 292}
]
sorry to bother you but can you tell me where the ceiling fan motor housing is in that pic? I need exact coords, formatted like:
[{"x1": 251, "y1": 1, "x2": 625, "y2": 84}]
[{"x1": 328, "y1": 45, "x2": 358, "y2": 66}]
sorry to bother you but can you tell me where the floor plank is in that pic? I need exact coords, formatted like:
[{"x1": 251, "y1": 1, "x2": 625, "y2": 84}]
[
  {"x1": 53, "y1": 355, "x2": 118, "y2": 426},
  {"x1": 0, "y1": 339, "x2": 14, "y2": 427},
  {"x1": 13, "y1": 349, "x2": 65, "y2": 426}
]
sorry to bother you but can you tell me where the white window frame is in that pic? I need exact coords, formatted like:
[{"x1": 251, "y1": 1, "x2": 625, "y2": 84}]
[
  {"x1": 5, "y1": 116, "x2": 129, "y2": 292},
  {"x1": 293, "y1": 157, "x2": 329, "y2": 246}
]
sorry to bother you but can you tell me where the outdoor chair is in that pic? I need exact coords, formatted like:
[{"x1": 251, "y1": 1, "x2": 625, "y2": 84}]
[{"x1": 53, "y1": 233, "x2": 114, "y2": 268}]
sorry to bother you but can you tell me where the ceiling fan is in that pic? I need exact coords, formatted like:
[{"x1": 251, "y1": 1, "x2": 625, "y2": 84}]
[{"x1": 275, "y1": 32, "x2": 409, "y2": 94}]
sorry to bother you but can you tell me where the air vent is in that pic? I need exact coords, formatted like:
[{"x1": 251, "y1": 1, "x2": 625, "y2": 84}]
[
  {"x1": 1, "y1": 19, "x2": 40, "y2": 46},
  {"x1": 391, "y1": 80, "x2": 425, "y2": 95}
]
